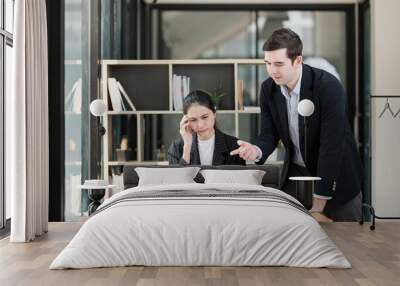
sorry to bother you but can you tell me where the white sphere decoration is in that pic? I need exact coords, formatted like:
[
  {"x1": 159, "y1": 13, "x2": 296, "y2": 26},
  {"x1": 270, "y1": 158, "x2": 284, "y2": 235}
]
[
  {"x1": 90, "y1": 99, "x2": 107, "y2": 117},
  {"x1": 298, "y1": 99, "x2": 315, "y2": 117}
]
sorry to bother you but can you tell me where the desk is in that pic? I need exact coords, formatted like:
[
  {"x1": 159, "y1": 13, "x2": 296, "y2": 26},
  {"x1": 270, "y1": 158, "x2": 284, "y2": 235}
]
[{"x1": 79, "y1": 185, "x2": 117, "y2": 215}]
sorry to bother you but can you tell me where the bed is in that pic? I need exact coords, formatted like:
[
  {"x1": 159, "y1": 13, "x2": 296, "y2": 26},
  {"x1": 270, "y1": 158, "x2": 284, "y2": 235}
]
[{"x1": 50, "y1": 165, "x2": 350, "y2": 269}]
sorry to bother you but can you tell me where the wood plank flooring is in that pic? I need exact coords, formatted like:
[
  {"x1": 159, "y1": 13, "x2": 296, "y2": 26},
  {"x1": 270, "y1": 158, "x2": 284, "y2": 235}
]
[{"x1": 0, "y1": 221, "x2": 399, "y2": 286}]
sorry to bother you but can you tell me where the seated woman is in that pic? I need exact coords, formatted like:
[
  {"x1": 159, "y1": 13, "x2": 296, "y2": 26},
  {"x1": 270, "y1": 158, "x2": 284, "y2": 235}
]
[{"x1": 168, "y1": 90, "x2": 245, "y2": 165}]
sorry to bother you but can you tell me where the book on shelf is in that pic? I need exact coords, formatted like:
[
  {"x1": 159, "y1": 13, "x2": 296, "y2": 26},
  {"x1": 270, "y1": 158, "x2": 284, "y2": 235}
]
[
  {"x1": 108, "y1": 78, "x2": 137, "y2": 112},
  {"x1": 237, "y1": 79, "x2": 244, "y2": 111},
  {"x1": 182, "y1": 76, "x2": 190, "y2": 104},
  {"x1": 65, "y1": 78, "x2": 82, "y2": 113},
  {"x1": 108, "y1": 78, "x2": 123, "y2": 111},
  {"x1": 172, "y1": 75, "x2": 182, "y2": 111},
  {"x1": 172, "y1": 74, "x2": 190, "y2": 111},
  {"x1": 117, "y1": 81, "x2": 136, "y2": 111}
]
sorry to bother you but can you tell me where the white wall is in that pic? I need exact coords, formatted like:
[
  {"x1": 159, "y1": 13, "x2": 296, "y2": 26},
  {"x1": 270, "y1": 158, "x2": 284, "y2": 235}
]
[{"x1": 370, "y1": 0, "x2": 400, "y2": 216}]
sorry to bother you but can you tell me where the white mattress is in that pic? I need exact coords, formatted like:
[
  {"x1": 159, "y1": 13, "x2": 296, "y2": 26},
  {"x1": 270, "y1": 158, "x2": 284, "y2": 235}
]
[{"x1": 50, "y1": 183, "x2": 350, "y2": 269}]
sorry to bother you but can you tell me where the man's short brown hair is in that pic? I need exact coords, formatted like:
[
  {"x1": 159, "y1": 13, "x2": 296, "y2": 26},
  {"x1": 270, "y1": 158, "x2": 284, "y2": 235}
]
[{"x1": 262, "y1": 28, "x2": 303, "y2": 63}]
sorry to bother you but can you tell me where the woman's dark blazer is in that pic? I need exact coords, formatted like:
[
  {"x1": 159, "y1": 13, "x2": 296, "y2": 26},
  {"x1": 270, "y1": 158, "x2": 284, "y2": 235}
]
[{"x1": 167, "y1": 129, "x2": 245, "y2": 165}]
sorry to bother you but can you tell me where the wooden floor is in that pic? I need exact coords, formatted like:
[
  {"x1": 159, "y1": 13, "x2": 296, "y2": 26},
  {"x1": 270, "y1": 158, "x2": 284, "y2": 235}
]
[{"x1": 0, "y1": 221, "x2": 399, "y2": 286}]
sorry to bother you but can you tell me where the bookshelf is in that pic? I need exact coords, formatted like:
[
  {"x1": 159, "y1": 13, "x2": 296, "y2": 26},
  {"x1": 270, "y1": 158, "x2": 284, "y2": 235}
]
[{"x1": 101, "y1": 59, "x2": 267, "y2": 180}]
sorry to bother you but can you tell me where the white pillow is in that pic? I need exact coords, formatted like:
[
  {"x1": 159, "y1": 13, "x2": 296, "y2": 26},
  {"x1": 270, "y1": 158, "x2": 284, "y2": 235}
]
[
  {"x1": 200, "y1": 169, "x2": 266, "y2": 185},
  {"x1": 135, "y1": 167, "x2": 200, "y2": 186}
]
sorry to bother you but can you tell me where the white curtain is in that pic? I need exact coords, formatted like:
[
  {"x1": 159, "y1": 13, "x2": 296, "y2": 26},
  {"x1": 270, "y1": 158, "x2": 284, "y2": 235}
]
[{"x1": 7, "y1": 0, "x2": 49, "y2": 242}]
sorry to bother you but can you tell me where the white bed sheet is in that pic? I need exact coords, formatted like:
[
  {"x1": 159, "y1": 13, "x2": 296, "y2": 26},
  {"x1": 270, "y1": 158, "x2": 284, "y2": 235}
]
[{"x1": 50, "y1": 183, "x2": 350, "y2": 269}]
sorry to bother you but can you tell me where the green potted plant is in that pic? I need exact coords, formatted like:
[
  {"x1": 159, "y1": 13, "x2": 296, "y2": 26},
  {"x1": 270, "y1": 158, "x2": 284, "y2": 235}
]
[{"x1": 199, "y1": 80, "x2": 226, "y2": 109}]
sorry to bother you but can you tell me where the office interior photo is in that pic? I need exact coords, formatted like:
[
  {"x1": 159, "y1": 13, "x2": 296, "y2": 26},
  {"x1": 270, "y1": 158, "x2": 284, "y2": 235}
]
[{"x1": 0, "y1": 0, "x2": 399, "y2": 285}]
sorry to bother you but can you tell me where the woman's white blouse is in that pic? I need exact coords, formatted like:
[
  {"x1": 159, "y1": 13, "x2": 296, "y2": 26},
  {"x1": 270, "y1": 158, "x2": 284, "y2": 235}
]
[{"x1": 197, "y1": 134, "x2": 215, "y2": 165}]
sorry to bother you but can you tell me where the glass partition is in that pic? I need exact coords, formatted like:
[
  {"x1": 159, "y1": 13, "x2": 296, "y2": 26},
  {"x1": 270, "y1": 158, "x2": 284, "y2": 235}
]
[
  {"x1": 65, "y1": 0, "x2": 83, "y2": 220},
  {"x1": 160, "y1": 11, "x2": 256, "y2": 59}
]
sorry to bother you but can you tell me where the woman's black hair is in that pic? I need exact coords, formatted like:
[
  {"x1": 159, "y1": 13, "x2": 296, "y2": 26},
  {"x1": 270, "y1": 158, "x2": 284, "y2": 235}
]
[{"x1": 183, "y1": 90, "x2": 216, "y2": 114}]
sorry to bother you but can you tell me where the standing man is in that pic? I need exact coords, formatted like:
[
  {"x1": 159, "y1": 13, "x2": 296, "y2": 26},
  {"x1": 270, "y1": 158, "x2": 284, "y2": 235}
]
[{"x1": 231, "y1": 28, "x2": 363, "y2": 221}]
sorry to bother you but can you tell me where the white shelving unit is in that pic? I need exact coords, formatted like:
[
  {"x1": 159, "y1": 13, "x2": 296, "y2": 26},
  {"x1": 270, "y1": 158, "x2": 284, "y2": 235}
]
[{"x1": 101, "y1": 59, "x2": 266, "y2": 179}]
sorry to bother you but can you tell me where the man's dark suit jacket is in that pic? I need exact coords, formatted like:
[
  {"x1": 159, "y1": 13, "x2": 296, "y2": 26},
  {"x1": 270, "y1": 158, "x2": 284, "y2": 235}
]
[
  {"x1": 167, "y1": 129, "x2": 245, "y2": 166},
  {"x1": 255, "y1": 64, "x2": 363, "y2": 206}
]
